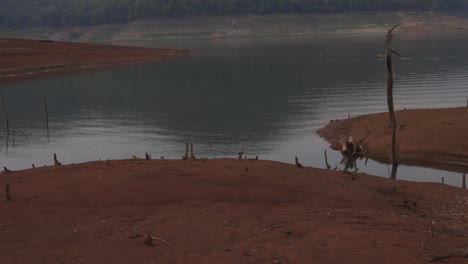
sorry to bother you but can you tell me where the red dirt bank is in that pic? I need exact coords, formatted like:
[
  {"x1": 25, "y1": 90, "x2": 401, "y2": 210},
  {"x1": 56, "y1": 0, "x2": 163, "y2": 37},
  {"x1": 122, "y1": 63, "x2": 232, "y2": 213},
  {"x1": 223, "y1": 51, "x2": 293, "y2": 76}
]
[
  {"x1": 0, "y1": 38, "x2": 191, "y2": 82},
  {"x1": 0, "y1": 159, "x2": 467, "y2": 263},
  {"x1": 318, "y1": 107, "x2": 468, "y2": 173}
]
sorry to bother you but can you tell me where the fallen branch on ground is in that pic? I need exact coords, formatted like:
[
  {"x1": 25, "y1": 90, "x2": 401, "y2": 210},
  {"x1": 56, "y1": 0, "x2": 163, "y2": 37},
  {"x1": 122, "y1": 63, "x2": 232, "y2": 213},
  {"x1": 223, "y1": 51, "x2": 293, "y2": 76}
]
[
  {"x1": 262, "y1": 224, "x2": 287, "y2": 234},
  {"x1": 129, "y1": 233, "x2": 170, "y2": 245}
]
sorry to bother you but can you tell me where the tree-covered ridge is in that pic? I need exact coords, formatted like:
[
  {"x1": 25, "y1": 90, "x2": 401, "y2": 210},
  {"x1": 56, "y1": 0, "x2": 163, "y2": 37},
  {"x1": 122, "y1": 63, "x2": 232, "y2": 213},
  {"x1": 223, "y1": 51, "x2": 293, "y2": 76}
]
[{"x1": 1, "y1": 0, "x2": 467, "y2": 28}]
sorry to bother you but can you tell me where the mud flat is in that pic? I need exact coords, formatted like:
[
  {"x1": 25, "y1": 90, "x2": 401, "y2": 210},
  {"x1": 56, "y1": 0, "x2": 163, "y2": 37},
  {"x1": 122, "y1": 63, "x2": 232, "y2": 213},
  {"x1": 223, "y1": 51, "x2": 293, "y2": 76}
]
[
  {"x1": 0, "y1": 38, "x2": 191, "y2": 82},
  {"x1": 0, "y1": 158, "x2": 467, "y2": 263}
]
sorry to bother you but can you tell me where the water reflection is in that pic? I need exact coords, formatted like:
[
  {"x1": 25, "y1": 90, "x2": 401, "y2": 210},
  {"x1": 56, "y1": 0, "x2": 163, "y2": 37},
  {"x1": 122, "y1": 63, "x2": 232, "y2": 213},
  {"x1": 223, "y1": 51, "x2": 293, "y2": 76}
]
[{"x1": 0, "y1": 34, "x2": 467, "y2": 186}]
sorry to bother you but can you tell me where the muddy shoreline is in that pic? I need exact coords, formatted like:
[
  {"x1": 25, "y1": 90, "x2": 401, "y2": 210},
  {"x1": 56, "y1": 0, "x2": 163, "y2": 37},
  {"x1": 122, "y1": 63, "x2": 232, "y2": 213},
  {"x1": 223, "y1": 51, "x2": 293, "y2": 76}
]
[
  {"x1": 318, "y1": 107, "x2": 468, "y2": 174},
  {"x1": 0, "y1": 38, "x2": 192, "y2": 82}
]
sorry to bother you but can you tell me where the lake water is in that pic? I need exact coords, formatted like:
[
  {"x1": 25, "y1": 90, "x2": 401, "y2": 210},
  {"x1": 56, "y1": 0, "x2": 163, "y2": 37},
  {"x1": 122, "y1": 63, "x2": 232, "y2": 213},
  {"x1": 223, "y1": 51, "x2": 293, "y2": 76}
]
[{"x1": 0, "y1": 34, "x2": 467, "y2": 186}]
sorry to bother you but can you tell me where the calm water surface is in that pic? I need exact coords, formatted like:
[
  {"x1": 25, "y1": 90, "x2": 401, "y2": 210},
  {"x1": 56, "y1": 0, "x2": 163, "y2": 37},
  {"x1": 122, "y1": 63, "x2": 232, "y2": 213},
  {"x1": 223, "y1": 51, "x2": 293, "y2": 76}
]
[{"x1": 0, "y1": 34, "x2": 467, "y2": 186}]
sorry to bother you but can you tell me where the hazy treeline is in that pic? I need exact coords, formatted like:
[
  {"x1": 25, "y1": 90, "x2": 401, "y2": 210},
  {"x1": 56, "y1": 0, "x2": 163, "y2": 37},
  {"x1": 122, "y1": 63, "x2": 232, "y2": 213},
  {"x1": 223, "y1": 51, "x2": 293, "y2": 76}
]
[{"x1": 1, "y1": 0, "x2": 467, "y2": 28}]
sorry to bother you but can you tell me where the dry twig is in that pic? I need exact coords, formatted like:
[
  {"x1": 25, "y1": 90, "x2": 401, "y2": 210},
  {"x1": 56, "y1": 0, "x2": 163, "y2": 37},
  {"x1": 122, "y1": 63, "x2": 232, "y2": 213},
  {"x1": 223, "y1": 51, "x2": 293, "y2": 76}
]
[{"x1": 262, "y1": 224, "x2": 286, "y2": 234}]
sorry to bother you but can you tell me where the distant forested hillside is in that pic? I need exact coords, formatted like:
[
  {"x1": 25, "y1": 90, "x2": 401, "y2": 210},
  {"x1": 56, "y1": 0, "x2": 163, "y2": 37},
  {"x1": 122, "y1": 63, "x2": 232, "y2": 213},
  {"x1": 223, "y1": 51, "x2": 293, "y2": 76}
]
[{"x1": 1, "y1": 0, "x2": 467, "y2": 28}]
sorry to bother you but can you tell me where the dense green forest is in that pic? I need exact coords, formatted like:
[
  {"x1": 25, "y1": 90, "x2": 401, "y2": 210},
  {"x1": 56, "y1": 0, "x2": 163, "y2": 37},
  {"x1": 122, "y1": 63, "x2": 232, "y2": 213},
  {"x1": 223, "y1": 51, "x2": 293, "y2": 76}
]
[{"x1": 1, "y1": 0, "x2": 467, "y2": 28}]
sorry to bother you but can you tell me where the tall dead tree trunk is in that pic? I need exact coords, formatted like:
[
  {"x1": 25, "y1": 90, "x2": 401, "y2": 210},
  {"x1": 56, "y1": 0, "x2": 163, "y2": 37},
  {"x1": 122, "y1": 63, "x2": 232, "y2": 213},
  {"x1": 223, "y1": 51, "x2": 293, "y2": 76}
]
[{"x1": 383, "y1": 25, "x2": 400, "y2": 179}]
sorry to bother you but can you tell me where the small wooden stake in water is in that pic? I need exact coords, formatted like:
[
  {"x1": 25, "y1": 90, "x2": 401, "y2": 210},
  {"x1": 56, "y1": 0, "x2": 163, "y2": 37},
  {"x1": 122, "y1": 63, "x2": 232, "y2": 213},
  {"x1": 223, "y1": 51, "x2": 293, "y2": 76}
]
[
  {"x1": 1, "y1": 95, "x2": 9, "y2": 134},
  {"x1": 463, "y1": 173, "x2": 466, "y2": 189},
  {"x1": 324, "y1": 150, "x2": 331, "y2": 170},
  {"x1": 54, "y1": 153, "x2": 62, "y2": 166},
  {"x1": 5, "y1": 183, "x2": 12, "y2": 201},
  {"x1": 44, "y1": 96, "x2": 49, "y2": 130},
  {"x1": 190, "y1": 144, "x2": 195, "y2": 159}
]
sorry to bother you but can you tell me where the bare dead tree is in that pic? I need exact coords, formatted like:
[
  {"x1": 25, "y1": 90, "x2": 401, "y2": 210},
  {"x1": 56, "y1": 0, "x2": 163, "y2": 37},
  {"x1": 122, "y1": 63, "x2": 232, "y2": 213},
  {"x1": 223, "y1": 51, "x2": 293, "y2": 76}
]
[{"x1": 382, "y1": 25, "x2": 400, "y2": 179}]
